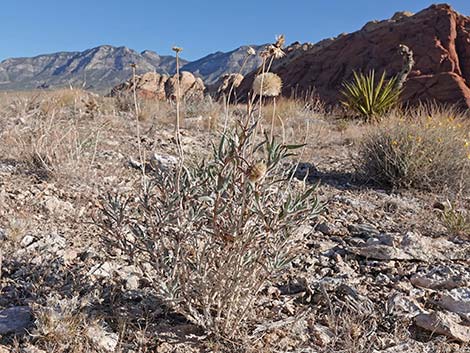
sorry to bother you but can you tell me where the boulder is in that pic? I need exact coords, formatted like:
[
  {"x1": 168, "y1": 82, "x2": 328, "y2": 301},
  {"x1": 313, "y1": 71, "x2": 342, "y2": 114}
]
[
  {"x1": 165, "y1": 71, "x2": 205, "y2": 101},
  {"x1": 110, "y1": 71, "x2": 169, "y2": 100},
  {"x1": 415, "y1": 311, "x2": 470, "y2": 342},
  {"x1": 0, "y1": 306, "x2": 32, "y2": 335},
  {"x1": 110, "y1": 71, "x2": 205, "y2": 102},
  {"x1": 237, "y1": 4, "x2": 470, "y2": 108}
]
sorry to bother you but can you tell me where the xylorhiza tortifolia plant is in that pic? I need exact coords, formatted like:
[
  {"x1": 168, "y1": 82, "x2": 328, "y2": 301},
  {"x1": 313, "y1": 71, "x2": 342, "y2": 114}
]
[{"x1": 96, "y1": 121, "x2": 322, "y2": 341}]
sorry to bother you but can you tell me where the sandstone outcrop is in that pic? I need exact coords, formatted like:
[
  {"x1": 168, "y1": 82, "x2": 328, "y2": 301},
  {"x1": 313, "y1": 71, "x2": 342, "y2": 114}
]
[
  {"x1": 110, "y1": 71, "x2": 205, "y2": 101},
  {"x1": 238, "y1": 4, "x2": 470, "y2": 108},
  {"x1": 165, "y1": 71, "x2": 205, "y2": 101}
]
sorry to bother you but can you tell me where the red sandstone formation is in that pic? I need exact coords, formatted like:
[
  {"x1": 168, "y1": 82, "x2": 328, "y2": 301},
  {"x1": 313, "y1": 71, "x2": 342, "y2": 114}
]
[{"x1": 238, "y1": 4, "x2": 470, "y2": 108}]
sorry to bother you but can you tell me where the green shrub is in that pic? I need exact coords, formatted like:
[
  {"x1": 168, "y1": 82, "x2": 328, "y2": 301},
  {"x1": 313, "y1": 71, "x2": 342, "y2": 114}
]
[
  {"x1": 341, "y1": 70, "x2": 401, "y2": 121},
  {"x1": 356, "y1": 109, "x2": 470, "y2": 191},
  {"x1": 96, "y1": 124, "x2": 322, "y2": 340}
]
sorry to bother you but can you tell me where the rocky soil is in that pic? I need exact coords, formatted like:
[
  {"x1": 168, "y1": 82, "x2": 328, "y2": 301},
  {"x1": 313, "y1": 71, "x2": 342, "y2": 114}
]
[{"x1": 0, "y1": 94, "x2": 469, "y2": 352}]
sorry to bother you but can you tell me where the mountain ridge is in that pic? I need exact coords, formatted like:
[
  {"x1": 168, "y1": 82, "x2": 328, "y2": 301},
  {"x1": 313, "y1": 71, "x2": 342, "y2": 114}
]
[
  {"x1": 0, "y1": 45, "x2": 189, "y2": 92},
  {"x1": 0, "y1": 43, "x2": 269, "y2": 92}
]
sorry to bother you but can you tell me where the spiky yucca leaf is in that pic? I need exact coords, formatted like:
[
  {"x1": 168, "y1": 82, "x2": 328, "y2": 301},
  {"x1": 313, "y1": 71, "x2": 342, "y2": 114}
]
[{"x1": 341, "y1": 70, "x2": 401, "y2": 121}]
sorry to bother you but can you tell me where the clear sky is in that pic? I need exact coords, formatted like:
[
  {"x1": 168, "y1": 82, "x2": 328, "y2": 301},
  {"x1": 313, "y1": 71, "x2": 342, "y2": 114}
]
[{"x1": 1, "y1": 1, "x2": 469, "y2": 61}]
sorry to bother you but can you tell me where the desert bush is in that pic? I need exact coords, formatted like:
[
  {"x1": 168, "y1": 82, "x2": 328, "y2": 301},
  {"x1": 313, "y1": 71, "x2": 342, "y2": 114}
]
[
  {"x1": 114, "y1": 92, "x2": 134, "y2": 112},
  {"x1": 96, "y1": 124, "x2": 322, "y2": 340},
  {"x1": 341, "y1": 70, "x2": 401, "y2": 121},
  {"x1": 356, "y1": 108, "x2": 470, "y2": 191}
]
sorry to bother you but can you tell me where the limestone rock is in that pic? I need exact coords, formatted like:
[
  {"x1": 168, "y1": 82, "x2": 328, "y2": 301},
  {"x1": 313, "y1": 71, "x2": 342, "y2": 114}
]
[
  {"x1": 110, "y1": 71, "x2": 205, "y2": 102},
  {"x1": 42, "y1": 196, "x2": 74, "y2": 217},
  {"x1": 415, "y1": 311, "x2": 470, "y2": 342},
  {"x1": 411, "y1": 265, "x2": 470, "y2": 290},
  {"x1": 0, "y1": 306, "x2": 32, "y2": 335},
  {"x1": 372, "y1": 342, "x2": 425, "y2": 353},
  {"x1": 86, "y1": 325, "x2": 119, "y2": 352},
  {"x1": 437, "y1": 287, "x2": 470, "y2": 320}
]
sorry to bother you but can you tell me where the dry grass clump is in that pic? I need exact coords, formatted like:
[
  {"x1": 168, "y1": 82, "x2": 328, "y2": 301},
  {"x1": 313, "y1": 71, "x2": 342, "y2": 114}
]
[
  {"x1": 440, "y1": 200, "x2": 470, "y2": 237},
  {"x1": 30, "y1": 296, "x2": 114, "y2": 353},
  {"x1": 356, "y1": 106, "x2": 470, "y2": 191},
  {"x1": 96, "y1": 124, "x2": 322, "y2": 342},
  {"x1": 0, "y1": 94, "x2": 103, "y2": 180}
]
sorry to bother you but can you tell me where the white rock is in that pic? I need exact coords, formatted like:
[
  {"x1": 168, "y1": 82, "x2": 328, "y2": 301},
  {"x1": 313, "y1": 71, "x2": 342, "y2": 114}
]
[
  {"x1": 20, "y1": 235, "x2": 36, "y2": 247},
  {"x1": 125, "y1": 275, "x2": 140, "y2": 290},
  {"x1": 88, "y1": 262, "x2": 116, "y2": 279},
  {"x1": 86, "y1": 325, "x2": 118, "y2": 352},
  {"x1": 149, "y1": 153, "x2": 178, "y2": 171},
  {"x1": 43, "y1": 196, "x2": 74, "y2": 217}
]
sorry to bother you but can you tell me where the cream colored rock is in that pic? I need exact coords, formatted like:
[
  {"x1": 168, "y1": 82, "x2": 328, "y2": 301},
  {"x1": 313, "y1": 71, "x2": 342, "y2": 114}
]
[
  {"x1": 391, "y1": 11, "x2": 414, "y2": 21},
  {"x1": 165, "y1": 71, "x2": 205, "y2": 101}
]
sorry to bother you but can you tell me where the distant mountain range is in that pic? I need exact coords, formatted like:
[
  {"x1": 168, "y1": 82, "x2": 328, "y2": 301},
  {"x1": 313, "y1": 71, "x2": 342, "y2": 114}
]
[
  {"x1": 0, "y1": 45, "x2": 188, "y2": 91},
  {"x1": 181, "y1": 45, "x2": 264, "y2": 84},
  {"x1": 0, "y1": 44, "x2": 265, "y2": 92}
]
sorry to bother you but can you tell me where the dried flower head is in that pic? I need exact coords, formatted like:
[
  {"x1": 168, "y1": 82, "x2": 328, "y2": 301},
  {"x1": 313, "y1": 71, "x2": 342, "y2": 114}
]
[
  {"x1": 268, "y1": 45, "x2": 285, "y2": 59},
  {"x1": 274, "y1": 34, "x2": 286, "y2": 49},
  {"x1": 247, "y1": 47, "x2": 256, "y2": 56},
  {"x1": 172, "y1": 46, "x2": 183, "y2": 53},
  {"x1": 252, "y1": 72, "x2": 282, "y2": 97},
  {"x1": 130, "y1": 63, "x2": 137, "y2": 69},
  {"x1": 260, "y1": 49, "x2": 271, "y2": 60},
  {"x1": 247, "y1": 160, "x2": 267, "y2": 183}
]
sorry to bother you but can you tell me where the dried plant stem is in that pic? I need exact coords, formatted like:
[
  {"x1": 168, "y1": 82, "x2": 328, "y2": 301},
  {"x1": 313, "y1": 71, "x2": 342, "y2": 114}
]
[
  {"x1": 276, "y1": 111, "x2": 286, "y2": 145},
  {"x1": 270, "y1": 96, "x2": 276, "y2": 142},
  {"x1": 249, "y1": 58, "x2": 267, "y2": 154},
  {"x1": 173, "y1": 48, "x2": 185, "y2": 193},
  {"x1": 223, "y1": 55, "x2": 250, "y2": 133},
  {"x1": 266, "y1": 55, "x2": 276, "y2": 73},
  {"x1": 132, "y1": 65, "x2": 145, "y2": 179}
]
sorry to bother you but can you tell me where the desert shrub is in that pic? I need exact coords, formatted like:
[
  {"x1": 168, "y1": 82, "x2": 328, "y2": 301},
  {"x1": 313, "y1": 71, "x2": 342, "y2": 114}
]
[
  {"x1": 356, "y1": 109, "x2": 470, "y2": 191},
  {"x1": 114, "y1": 92, "x2": 134, "y2": 112},
  {"x1": 341, "y1": 70, "x2": 401, "y2": 121},
  {"x1": 96, "y1": 124, "x2": 322, "y2": 340}
]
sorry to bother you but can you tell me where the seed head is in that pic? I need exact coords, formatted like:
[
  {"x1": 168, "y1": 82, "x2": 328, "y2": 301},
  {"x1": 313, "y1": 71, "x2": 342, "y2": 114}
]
[
  {"x1": 247, "y1": 161, "x2": 267, "y2": 183},
  {"x1": 172, "y1": 46, "x2": 183, "y2": 53},
  {"x1": 274, "y1": 34, "x2": 285, "y2": 49},
  {"x1": 247, "y1": 47, "x2": 256, "y2": 56},
  {"x1": 252, "y1": 72, "x2": 283, "y2": 97}
]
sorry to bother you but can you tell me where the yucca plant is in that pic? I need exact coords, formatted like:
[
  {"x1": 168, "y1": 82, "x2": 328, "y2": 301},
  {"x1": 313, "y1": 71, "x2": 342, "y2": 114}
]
[{"x1": 341, "y1": 70, "x2": 401, "y2": 121}]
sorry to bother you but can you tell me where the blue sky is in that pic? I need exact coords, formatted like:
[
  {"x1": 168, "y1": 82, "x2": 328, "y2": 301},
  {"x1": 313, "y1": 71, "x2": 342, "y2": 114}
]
[{"x1": 1, "y1": 1, "x2": 469, "y2": 61}]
